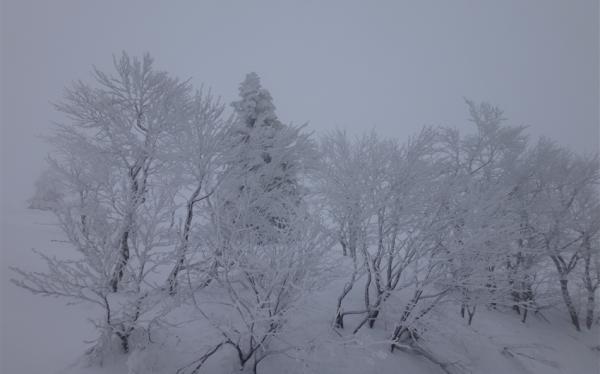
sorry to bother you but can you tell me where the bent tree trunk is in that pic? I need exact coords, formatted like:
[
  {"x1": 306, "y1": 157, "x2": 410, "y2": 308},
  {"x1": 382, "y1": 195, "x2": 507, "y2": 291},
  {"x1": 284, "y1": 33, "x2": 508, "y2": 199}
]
[
  {"x1": 559, "y1": 278, "x2": 580, "y2": 331},
  {"x1": 550, "y1": 254, "x2": 581, "y2": 331},
  {"x1": 335, "y1": 252, "x2": 359, "y2": 328},
  {"x1": 390, "y1": 289, "x2": 422, "y2": 351},
  {"x1": 110, "y1": 163, "x2": 147, "y2": 292},
  {"x1": 167, "y1": 195, "x2": 197, "y2": 294},
  {"x1": 167, "y1": 184, "x2": 208, "y2": 295}
]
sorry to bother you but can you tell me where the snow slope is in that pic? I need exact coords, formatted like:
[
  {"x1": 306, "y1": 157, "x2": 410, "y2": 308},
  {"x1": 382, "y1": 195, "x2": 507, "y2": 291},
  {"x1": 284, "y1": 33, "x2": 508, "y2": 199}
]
[{"x1": 2, "y1": 208, "x2": 599, "y2": 374}]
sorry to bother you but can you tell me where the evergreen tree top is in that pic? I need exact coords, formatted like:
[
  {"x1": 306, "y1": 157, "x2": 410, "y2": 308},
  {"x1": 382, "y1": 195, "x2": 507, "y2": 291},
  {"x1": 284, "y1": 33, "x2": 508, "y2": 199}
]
[{"x1": 232, "y1": 72, "x2": 282, "y2": 129}]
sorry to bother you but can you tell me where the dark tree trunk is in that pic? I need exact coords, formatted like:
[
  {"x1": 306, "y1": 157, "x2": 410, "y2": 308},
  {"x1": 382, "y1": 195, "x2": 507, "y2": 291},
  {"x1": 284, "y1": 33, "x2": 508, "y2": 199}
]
[
  {"x1": 167, "y1": 209, "x2": 193, "y2": 294},
  {"x1": 334, "y1": 311, "x2": 344, "y2": 329},
  {"x1": 390, "y1": 290, "x2": 422, "y2": 351},
  {"x1": 167, "y1": 185, "x2": 203, "y2": 295},
  {"x1": 467, "y1": 305, "x2": 476, "y2": 326},
  {"x1": 110, "y1": 163, "x2": 147, "y2": 293},
  {"x1": 586, "y1": 293, "x2": 595, "y2": 330},
  {"x1": 511, "y1": 289, "x2": 521, "y2": 315},
  {"x1": 520, "y1": 282, "x2": 533, "y2": 323},
  {"x1": 334, "y1": 253, "x2": 359, "y2": 329},
  {"x1": 116, "y1": 331, "x2": 130, "y2": 353},
  {"x1": 390, "y1": 325, "x2": 404, "y2": 352},
  {"x1": 582, "y1": 242, "x2": 597, "y2": 330},
  {"x1": 111, "y1": 230, "x2": 130, "y2": 292},
  {"x1": 340, "y1": 240, "x2": 347, "y2": 257},
  {"x1": 559, "y1": 279, "x2": 581, "y2": 331},
  {"x1": 368, "y1": 310, "x2": 380, "y2": 328}
]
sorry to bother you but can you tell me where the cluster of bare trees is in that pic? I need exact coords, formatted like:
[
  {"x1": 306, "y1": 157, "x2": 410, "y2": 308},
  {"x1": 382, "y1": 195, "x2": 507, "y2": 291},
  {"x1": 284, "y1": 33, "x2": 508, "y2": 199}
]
[
  {"x1": 318, "y1": 100, "x2": 600, "y2": 356},
  {"x1": 15, "y1": 54, "x2": 326, "y2": 372},
  {"x1": 12, "y1": 53, "x2": 599, "y2": 373}
]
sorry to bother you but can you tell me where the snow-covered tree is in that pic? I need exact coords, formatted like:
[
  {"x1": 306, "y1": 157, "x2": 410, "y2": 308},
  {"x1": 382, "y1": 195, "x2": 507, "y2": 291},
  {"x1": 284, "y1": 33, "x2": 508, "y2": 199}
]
[
  {"x1": 523, "y1": 140, "x2": 599, "y2": 331},
  {"x1": 316, "y1": 130, "x2": 379, "y2": 260},
  {"x1": 436, "y1": 100, "x2": 529, "y2": 324},
  {"x1": 317, "y1": 128, "x2": 454, "y2": 340},
  {"x1": 12, "y1": 52, "x2": 197, "y2": 359},
  {"x1": 175, "y1": 74, "x2": 322, "y2": 373},
  {"x1": 178, "y1": 211, "x2": 330, "y2": 374},
  {"x1": 164, "y1": 90, "x2": 231, "y2": 295},
  {"x1": 570, "y1": 181, "x2": 600, "y2": 329},
  {"x1": 219, "y1": 73, "x2": 309, "y2": 244}
]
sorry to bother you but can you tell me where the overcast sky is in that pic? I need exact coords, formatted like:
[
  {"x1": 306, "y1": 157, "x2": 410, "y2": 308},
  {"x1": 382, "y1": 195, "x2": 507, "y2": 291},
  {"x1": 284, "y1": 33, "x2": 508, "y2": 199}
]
[{"x1": 1, "y1": 0, "x2": 599, "y2": 214}]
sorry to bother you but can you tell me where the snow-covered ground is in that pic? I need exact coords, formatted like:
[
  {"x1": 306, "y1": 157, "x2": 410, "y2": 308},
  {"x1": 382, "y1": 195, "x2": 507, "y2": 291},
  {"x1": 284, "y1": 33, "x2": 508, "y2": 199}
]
[{"x1": 2, "y1": 208, "x2": 599, "y2": 374}]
